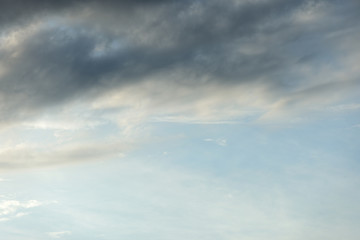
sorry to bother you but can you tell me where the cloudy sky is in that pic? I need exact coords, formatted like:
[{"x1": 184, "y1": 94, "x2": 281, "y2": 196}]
[{"x1": 0, "y1": 0, "x2": 360, "y2": 239}]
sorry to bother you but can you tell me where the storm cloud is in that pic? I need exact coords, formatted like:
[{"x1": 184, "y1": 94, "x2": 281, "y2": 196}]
[{"x1": 0, "y1": 0, "x2": 359, "y2": 126}]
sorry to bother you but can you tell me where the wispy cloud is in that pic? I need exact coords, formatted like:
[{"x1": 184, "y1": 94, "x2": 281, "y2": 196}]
[
  {"x1": 204, "y1": 138, "x2": 227, "y2": 147},
  {"x1": 0, "y1": 200, "x2": 42, "y2": 222},
  {"x1": 0, "y1": 140, "x2": 129, "y2": 169},
  {"x1": 47, "y1": 231, "x2": 72, "y2": 239}
]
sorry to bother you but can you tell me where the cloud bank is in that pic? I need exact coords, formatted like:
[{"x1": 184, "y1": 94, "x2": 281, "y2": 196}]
[
  {"x1": 1, "y1": 0, "x2": 359, "y2": 125},
  {"x1": 0, "y1": 0, "x2": 359, "y2": 167}
]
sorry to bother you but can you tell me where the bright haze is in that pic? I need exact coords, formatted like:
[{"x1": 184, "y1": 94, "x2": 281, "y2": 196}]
[{"x1": 0, "y1": 0, "x2": 359, "y2": 239}]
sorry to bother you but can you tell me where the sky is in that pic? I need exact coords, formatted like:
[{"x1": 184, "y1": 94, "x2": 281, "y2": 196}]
[{"x1": 0, "y1": 0, "x2": 360, "y2": 239}]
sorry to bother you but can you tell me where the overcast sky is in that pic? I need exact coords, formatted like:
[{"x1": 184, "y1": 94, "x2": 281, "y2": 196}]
[{"x1": 0, "y1": 0, "x2": 360, "y2": 239}]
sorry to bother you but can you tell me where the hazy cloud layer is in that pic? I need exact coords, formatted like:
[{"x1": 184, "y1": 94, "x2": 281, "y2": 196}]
[{"x1": 0, "y1": 139, "x2": 130, "y2": 169}]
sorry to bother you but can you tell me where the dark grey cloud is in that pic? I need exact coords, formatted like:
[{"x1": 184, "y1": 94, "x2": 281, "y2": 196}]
[
  {"x1": 0, "y1": 0, "x2": 359, "y2": 126},
  {"x1": 0, "y1": 0, "x2": 171, "y2": 28}
]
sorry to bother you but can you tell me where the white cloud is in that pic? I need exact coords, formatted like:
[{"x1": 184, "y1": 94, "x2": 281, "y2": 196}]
[
  {"x1": 0, "y1": 200, "x2": 42, "y2": 221},
  {"x1": 15, "y1": 212, "x2": 29, "y2": 218}
]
